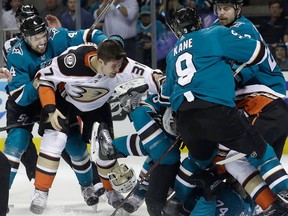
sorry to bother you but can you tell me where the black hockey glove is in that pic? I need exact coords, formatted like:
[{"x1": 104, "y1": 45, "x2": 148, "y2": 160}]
[{"x1": 189, "y1": 169, "x2": 225, "y2": 201}]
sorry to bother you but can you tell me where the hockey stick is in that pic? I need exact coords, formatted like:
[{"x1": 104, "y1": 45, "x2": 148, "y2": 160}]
[
  {"x1": 110, "y1": 135, "x2": 182, "y2": 216},
  {"x1": 207, "y1": 152, "x2": 246, "y2": 171},
  {"x1": 164, "y1": 0, "x2": 178, "y2": 39},
  {"x1": 87, "y1": 0, "x2": 114, "y2": 41},
  {"x1": 233, "y1": 62, "x2": 247, "y2": 77},
  {"x1": 90, "y1": 122, "x2": 99, "y2": 162},
  {"x1": 0, "y1": 120, "x2": 39, "y2": 132},
  {"x1": 91, "y1": 0, "x2": 113, "y2": 30}
]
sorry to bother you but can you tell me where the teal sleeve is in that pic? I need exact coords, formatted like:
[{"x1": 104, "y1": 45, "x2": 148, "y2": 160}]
[{"x1": 17, "y1": 81, "x2": 39, "y2": 106}]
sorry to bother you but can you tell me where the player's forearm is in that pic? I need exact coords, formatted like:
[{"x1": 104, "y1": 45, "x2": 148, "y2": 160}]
[{"x1": 38, "y1": 86, "x2": 56, "y2": 113}]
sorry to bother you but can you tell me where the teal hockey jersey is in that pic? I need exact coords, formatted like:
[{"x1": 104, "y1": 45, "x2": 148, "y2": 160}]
[
  {"x1": 213, "y1": 16, "x2": 286, "y2": 96},
  {"x1": 160, "y1": 25, "x2": 267, "y2": 111},
  {"x1": 6, "y1": 27, "x2": 107, "y2": 106}
]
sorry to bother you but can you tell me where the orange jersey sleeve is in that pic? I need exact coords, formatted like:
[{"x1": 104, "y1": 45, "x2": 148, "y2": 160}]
[{"x1": 38, "y1": 86, "x2": 56, "y2": 108}]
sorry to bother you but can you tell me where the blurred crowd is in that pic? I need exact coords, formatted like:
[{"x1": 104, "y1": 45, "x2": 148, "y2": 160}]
[{"x1": 2, "y1": 0, "x2": 288, "y2": 71}]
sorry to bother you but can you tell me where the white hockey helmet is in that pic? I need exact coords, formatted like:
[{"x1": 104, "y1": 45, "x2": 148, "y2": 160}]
[{"x1": 108, "y1": 164, "x2": 137, "y2": 193}]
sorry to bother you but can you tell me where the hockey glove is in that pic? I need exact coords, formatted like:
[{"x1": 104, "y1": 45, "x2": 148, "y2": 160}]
[
  {"x1": 118, "y1": 84, "x2": 148, "y2": 113},
  {"x1": 189, "y1": 169, "x2": 225, "y2": 201},
  {"x1": 47, "y1": 109, "x2": 66, "y2": 131},
  {"x1": 162, "y1": 107, "x2": 178, "y2": 137}
]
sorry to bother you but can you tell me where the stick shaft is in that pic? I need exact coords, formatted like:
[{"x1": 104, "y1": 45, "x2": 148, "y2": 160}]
[
  {"x1": 91, "y1": 0, "x2": 113, "y2": 30},
  {"x1": 86, "y1": 0, "x2": 114, "y2": 42},
  {"x1": 0, "y1": 121, "x2": 38, "y2": 132},
  {"x1": 208, "y1": 152, "x2": 246, "y2": 171}
]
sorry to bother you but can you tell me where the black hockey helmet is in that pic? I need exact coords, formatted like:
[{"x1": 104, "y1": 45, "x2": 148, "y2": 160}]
[
  {"x1": 20, "y1": 15, "x2": 46, "y2": 37},
  {"x1": 215, "y1": 0, "x2": 243, "y2": 4},
  {"x1": 170, "y1": 7, "x2": 202, "y2": 38},
  {"x1": 15, "y1": 4, "x2": 39, "y2": 23}
]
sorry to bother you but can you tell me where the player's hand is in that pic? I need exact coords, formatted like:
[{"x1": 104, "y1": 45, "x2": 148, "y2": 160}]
[
  {"x1": 47, "y1": 109, "x2": 66, "y2": 131},
  {"x1": 162, "y1": 107, "x2": 178, "y2": 137},
  {"x1": 33, "y1": 78, "x2": 41, "y2": 89},
  {"x1": 189, "y1": 169, "x2": 225, "y2": 201},
  {"x1": 0, "y1": 67, "x2": 12, "y2": 82},
  {"x1": 118, "y1": 83, "x2": 148, "y2": 113},
  {"x1": 45, "y1": 14, "x2": 62, "y2": 28}
]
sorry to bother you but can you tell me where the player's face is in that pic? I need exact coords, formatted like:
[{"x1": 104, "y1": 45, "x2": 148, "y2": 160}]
[
  {"x1": 216, "y1": 4, "x2": 237, "y2": 26},
  {"x1": 27, "y1": 31, "x2": 48, "y2": 54},
  {"x1": 101, "y1": 58, "x2": 124, "y2": 78}
]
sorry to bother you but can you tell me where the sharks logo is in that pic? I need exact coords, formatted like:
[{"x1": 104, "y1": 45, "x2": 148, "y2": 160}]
[
  {"x1": 48, "y1": 28, "x2": 60, "y2": 40},
  {"x1": 67, "y1": 85, "x2": 109, "y2": 102},
  {"x1": 12, "y1": 43, "x2": 23, "y2": 56}
]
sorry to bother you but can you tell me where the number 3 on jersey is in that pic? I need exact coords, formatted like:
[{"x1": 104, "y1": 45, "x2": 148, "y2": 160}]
[{"x1": 175, "y1": 52, "x2": 196, "y2": 86}]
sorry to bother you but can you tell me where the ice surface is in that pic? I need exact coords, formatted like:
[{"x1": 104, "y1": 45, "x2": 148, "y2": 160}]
[{"x1": 8, "y1": 154, "x2": 288, "y2": 216}]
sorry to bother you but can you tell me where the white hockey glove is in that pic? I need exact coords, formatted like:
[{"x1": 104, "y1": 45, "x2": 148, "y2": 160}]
[
  {"x1": 115, "y1": 77, "x2": 149, "y2": 113},
  {"x1": 162, "y1": 107, "x2": 178, "y2": 137},
  {"x1": 119, "y1": 87, "x2": 148, "y2": 113},
  {"x1": 47, "y1": 109, "x2": 66, "y2": 131}
]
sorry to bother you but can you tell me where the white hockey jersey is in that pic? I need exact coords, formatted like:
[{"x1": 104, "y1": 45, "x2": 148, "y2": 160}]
[{"x1": 35, "y1": 43, "x2": 163, "y2": 112}]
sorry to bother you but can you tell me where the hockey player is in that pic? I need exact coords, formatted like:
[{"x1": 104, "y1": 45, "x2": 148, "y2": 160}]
[
  {"x1": 4, "y1": 14, "x2": 107, "y2": 214},
  {"x1": 2, "y1": 4, "x2": 102, "y2": 186},
  {"x1": 32, "y1": 38, "x2": 163, "y2": 213},
  {"x1": 213, "y1": 0, "x2": 288, "y2": 160},
  {"x1": 0, "y1": 152, "x2": 10, "y2": 216},
  {"x1": 1, "y1": 4, "x2": 53, "y2": 183},
  {"x1": 3, "y1": 4, "x2": 40, "y2": 62},
  {"x1": 212, "y1": 0, "x2": 288, "y2": 214},
  {"x1": 96, "y1": 93, "x2": 181, "y2": 215},
  {"x1": 159, "y1": 6, "x2": 288, "y2": 215},
  {"x1": 165, "y1": 1, "x2": 288, "y2": 215},
  {"x1": 99, "y1": 93, "x2": 257, "y2": 216}
]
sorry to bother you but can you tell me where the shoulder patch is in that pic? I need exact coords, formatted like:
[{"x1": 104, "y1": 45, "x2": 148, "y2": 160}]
[
  {"x1": 48, "y1": 28, "x2": 60, "y2": 40},
  {"x1": 64, "y1": 53, "x2": 76, "y2": 68},
  {"x1": 12, "y1": 43, "x2": 23, "y2": 56}
]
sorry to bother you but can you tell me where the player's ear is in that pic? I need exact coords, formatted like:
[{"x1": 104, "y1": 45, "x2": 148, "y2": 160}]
[{"x1": 98, "y1": 57, "x2": 105, "y2": 66}]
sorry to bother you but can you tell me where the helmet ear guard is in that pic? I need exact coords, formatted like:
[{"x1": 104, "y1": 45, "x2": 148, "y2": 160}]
[{"x1": 108, "y1": 164, "x2": 137, "y2": 193}]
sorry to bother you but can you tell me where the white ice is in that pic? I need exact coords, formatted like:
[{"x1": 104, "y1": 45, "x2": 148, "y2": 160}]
[
  {"x1": 8, "y1": 156, "x2": 148, "y2": 216},
  {"x1": 7, "y1": 155, "x2": 288, "y2": 216}
]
